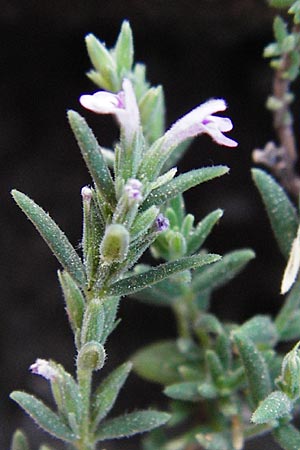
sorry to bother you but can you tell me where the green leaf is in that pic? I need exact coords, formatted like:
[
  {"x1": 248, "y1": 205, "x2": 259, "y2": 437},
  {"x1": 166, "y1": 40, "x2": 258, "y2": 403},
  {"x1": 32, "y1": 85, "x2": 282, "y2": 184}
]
[
  {"x1": 95, "y1": 410, "x2": 170, "y2": 441},
  {"x1": 101, "y1": 295, "x2": 120, "y2": 344},
  {"x1": 92, "y1": 362, "x2": 132, "y2": 429},
  {"x1": 273, "y1": 423, "x2": 300, "y2": 450},
  {"x1": 68, "y1": 111, "x2": 115, "y2": 208},
  {"x1": 196, "y1": 431, "x2": 232, "y2": 450},
  {"x1": 164, "y1": 382, "x2": 202, "y2": 402},
  {"x1": 139, "y1": 86, "x2": 165, "y2": 144},
  {"x1": 141, "y1": 166, "x2": 229, "y2": 211},
  {"x1": 238, "y1": 315, "x2": 278, "y2": 348},
  {"x1": 81, "y1": 298, "x2": 105, "y2": 345},
  {"x1": 187, "y1": 209, "x2": 223, "y2": 254},
  {"x1": 268, "y1": 0, "x2": 294, "y2": 7},
  {"x1": 11, "y1": 190, "x2": 86, "y2": 287},
  {"x1": 252, "y1": 168, "x2": 298, "y2": 258},
  {"x1": 192, "y1": 249, "x2": 255, "y2": 293},
  {"x1": 10, "y1": 392, "x2": 76, "y2": 442},
  {"x1": 233, "y1": 333, "x2": 272, "y2": 406},
  {"x1": 275, "y1": 281, "x2": 300, "y2": 339},
  {"x1": 10, "y1": 430, "x2": 29, "y2": 450},
  {"x1": 58, "y1": 270, "x2": 85, "y2": 333},
  {"x1": 85, "y1": 33, "x2": 118, "y2": 91},
  {"x1": 115, "y1": 20, "x2": 134, "y2": 77},
  {"x1": 274, "y1": 16, "x2": 288, "y2": 44},
  {"x1": 251, "y1": 390, "x2": 292, "y2": 424},
  {"x1": 132, "y1": 340, "x2": 187, "y2": 384},
  {"x1": 129, "y1": 276, "x2": 180, "y2": 306},
  {"x1": 105, "y1": 253, "x2": 221, "y2": 297}
]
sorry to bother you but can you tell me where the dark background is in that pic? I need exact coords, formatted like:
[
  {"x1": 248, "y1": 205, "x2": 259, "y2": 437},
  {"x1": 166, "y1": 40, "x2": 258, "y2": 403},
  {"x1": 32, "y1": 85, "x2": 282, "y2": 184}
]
[{"x1": 1, "y1": 0, "x2": 293, "y2": 448}]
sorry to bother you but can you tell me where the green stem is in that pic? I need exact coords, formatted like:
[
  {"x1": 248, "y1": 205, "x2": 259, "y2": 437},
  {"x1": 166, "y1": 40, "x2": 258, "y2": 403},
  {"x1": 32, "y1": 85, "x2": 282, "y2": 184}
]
[{"x1": 76, "y1": 368, "x2": 94, "y2": 450}]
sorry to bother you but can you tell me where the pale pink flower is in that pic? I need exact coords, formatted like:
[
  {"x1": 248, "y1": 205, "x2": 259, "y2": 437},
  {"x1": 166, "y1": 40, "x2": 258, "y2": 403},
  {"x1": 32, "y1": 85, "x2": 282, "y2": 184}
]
[
  {"x1": 162, "y1": 99, "x2": 238, "y2": 152},
  {"x1": 124, "y1": 178, "x2": 143, "y2": 202},
  {"x1": 79, "y1": 79, "x2": 140, "y2": 143},
  {"x1": 29, "y1": 358, "x2": 58, "y2": 381}
]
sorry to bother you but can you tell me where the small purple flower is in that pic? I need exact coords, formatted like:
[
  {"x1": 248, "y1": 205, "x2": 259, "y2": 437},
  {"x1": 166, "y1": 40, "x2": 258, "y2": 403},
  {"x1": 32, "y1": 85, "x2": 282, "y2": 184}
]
[
  {"x1": 29, "y1": 358, "x2": 58, "y2": 381},
  {"x1": 124, "y1": 178, "x2": 143, "y2": 202},
  {"x1": 155, "y1": 213, "x2": 169, "y2": 232},
  {"x1": 162, "y1": 99, "x2": 238, "y2": 152},
  {"x1": 79, "y1": 79, "x2": 140, "y2": 143}
]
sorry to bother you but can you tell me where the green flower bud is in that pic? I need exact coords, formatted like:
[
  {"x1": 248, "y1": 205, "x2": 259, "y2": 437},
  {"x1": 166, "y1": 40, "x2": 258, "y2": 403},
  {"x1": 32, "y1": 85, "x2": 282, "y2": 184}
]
[
  {"x1": 77, "y1": 341, "x2": 106, "y2": 371},
  {"x1": 100, "y1": 224, "x2": 129, "y2": 263},
  {"x1": 278, "y1": 342, "x2": 300, "y2": 399}
]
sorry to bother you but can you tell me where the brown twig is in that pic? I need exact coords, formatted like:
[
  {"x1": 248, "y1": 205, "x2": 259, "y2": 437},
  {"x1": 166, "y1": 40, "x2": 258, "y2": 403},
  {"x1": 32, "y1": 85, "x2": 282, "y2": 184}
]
[{"x1": 252, "y1": 30, "x2": 300, "y2": 199}]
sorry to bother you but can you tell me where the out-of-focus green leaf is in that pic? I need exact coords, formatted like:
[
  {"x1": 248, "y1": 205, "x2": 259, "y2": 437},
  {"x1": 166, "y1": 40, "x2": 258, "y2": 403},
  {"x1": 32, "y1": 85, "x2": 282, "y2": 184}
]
[
  {"x1": 164, "y1": 382, "x2": 202, "y2": 402},
  {"x1": 252, "y1": 168, "x2": 298, "y2": 258},
  {"x1": 192, "y1": 249, "x2": 255, "y2": 293},
  {"x1": 251, "y1": 390, "x2": 292, "y2": 424},
  {"x1": 233, "y1": 333, "x2": 272, "y2": 406},
  {"x1": 132, "y1": 340, "x2": 187, "y2": 385},
  {"x1": 95, "y1": 410, "x2": 170, "y2": 441},
  {"x1": 275, "y1": 281, "x2": 300, "y2": 339},
  {"x1": 10, "y1": 430, "x2": 29, "y2": 450},
  {"x1": 11, "y1": 190, "x2": 86, "y2": 287},
  {"x1": 273, "y1": 423, "x2": 300, "y2": 450},
  {"x1": 238, "y1": 315, "x2": 278, "y2": 348},
  {"x1": 105, "y1": 253, "x2": 220, "y2": 297},
  {"x1": 10, "y1": 392, "x2": 76, "y2": 442}
]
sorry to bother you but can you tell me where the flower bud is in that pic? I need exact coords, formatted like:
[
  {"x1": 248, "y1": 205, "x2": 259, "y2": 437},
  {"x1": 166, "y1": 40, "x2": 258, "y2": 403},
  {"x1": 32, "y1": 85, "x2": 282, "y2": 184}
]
[
  {"x1": 77, "y1": 341, "x2": 106, "y2": 371},
  {"x1": 155, "y1": 214, "x2": 169, "y2": 232},
  {"x1": 278, "y1": 342, "x2": 300, "y2": 399},
  {"x1": 81, "y1": 186, "x2": 93, "y2": 202},
  {"x1": 100, "y1": 224, "x2": 129, "y2": 263}
]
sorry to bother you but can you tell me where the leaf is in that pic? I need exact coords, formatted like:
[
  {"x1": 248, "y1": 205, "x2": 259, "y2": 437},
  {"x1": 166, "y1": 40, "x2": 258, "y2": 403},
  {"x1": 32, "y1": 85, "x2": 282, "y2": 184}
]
[
  {"x1": 141, "y1": 166, "x2": 229, "y2": 211},
  {"x1": 274, "y1": 15, "x2": 288, "y2": 44},
  {"x1": 139, "y1": 86, "x2": 165, "y2": 144},
  {"x1": 10, "y1": 392, "x2": 76, "y2": 442},
  {"x1": 81, "y1": 298, "x2": 105, "y2": 345},
  {"x1": 192, "y1": 249, "x2": 255, "y2": 293},
  {"x1": 251, "y1": 168, "x2": 298, "y2": 258},
  {"x1": 105, "y1": 253, "x2": 221, "y2": 297},
  {"x1": 10, "y1": 430, "x2": 29, "y2": 450},
  {"x1": 11, "y1": 190, "x2": 86, "y2": 287},
  {"x1": 115, "y1": 20, "x2": 134, "y2": 77},
  {"x1": 58, "y1": 270, "x2": 85, "y2": 333},
  {"x1": 275, "y1": 281, "x2": 300, "y2": 339},
  {"x1": 67, "y1": 111, "x2": 115, "y2": 207},
  {"x1": 95, "y1": 410, "x2": 170, "y2": 441},
  {"x1": 132, "y1": 340, "x2": 187, "y2": 385},
  {"x1": 196, "y1": 431, "x2": 232, "y2": 450},
  {"x1": 92, "y1": 362, "x2": 132, "y2": 429},
  {"x1": 187, "y1": 209, "x2": 223, "y2": 255},
  {"x1": 238, "y1": 315, "x2": 278, "y2": 348},
  {"x1": 164, "y1": 382, "x2": 202, "y2": 402},
  {"x1": 233, "y1": 333, "x2": 272, "y2": 406},
  {"x1": 251, "y1": 390, "x2": 292, "y2": 424},
  {"x1": 101, "y1": 295, "x2": 120, "y2": 344},
  {"x1": 273, "y1": 423, "x2": 300, "y2": 450}
]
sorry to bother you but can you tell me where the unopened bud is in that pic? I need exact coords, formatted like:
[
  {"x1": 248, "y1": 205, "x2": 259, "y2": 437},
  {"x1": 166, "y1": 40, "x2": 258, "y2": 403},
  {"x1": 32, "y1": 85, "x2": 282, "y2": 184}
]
[
  {"x1": 278, "y1": 342, "x2": 300, "y2": 399},
  {"x1": 77, "y1": 341, "x2": 106, "y2": 371},
  {"x1": 100, "y1": 224, "x2": 129, "y2": 263},
  {"x1": 81, "y1": 186, "x2": 92, "y2": 202},
  {"x1": 155, "y1": 213, "x2": 169, "y2": 232}
]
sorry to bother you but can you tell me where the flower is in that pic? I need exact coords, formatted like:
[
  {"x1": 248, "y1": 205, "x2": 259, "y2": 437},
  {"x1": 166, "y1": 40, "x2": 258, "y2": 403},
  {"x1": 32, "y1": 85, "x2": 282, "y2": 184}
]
[
  {"x1": 161, "y1": 99, "x2": 238, "y2": 152},
  {"x1": 29, "y1": 358, "x2": 58, "y2": 381},
  {"x1": 155, "y1": 213, "x2": 170, "y2": 232},
  {"x1": 124, "y1": 178, "x2": 143, "y2": 202},
  {"x1": 79, "y1": 79, "x2": 140, "y2": 143},
  {"x1": 81, "y1": 186, "x2": 92, "y2": 202}
]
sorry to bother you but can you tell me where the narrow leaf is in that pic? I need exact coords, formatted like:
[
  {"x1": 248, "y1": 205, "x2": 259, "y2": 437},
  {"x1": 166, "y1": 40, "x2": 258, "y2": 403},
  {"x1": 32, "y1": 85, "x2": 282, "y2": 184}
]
[
  {"x1": 141, "y1": 166, "x2": 229, "y2": 211},
  {"x1": 251, "y1": 391, "x2": 292, "y2": 424},
  {"x1": 92, "y1": 362, "x2": 132, "y2": 429},
  {"x1": 10, "y1": 430, "x2": 29, "y2": 450},
  {"x1": 233, "y1": 333, "x2": 271, "y2": 406},
  {"x1": 164, "y1": 382, "x2": 201, "y2": 402},
  {"x1": 10, "y1": 392, "x2": 76, "y2": 442},
  {"x1": 273, "y1": 423, "x2": 300, "y2": 450},
  {"x1": 115, "y1": 20, "x2": 134, "y2": 76},
  {"x1": 95, "y1": 410, "x2": 170, "y2": 441},
  {"x1": 11, "y1": 190, "x2": 86, "y2": 287},
  {"x1": 105, "y1": 253, "x2": 221, "y2": 297},
  {"x1": 187, "y1": 209, "x2": 223, "y2": 254},
  {"x1": 275, "y1": 281, "x2": 300, "y2": 338},
  {"x1": 238, "y1": 315, "x2": 278, "y2": 348},
  {"x1": 192, "y1": 249, "x2": 255, "y2": 293},
  {"x1": 68, "y1": 110, "x2": 115, "y2": 207},
  {"x1": 252, "y1": 168, "x2": 298, "y2": 258}
]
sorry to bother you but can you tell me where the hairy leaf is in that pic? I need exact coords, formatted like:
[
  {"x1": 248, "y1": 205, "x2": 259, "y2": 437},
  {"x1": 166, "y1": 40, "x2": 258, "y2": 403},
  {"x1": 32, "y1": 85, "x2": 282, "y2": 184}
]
[
  {"x1": 252, "y1": 391, "x2": 292, "y2": 424},
  {"x1": 11, "y1": 190, "x2": 86, "y2": 287}
]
